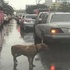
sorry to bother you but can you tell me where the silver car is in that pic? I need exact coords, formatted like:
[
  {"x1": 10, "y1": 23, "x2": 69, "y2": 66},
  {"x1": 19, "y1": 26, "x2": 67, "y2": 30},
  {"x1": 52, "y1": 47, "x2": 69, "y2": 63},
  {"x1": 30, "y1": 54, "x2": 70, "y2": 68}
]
[{"x1": 34, "y1": 12, "x2": 70, "y2": 44}]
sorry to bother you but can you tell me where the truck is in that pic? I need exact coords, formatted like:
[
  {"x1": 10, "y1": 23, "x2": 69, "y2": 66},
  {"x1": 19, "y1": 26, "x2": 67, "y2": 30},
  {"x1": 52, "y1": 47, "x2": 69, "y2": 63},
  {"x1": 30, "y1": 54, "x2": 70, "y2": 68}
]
[{"x1": 34, "y1": 12, "x2": 70, "y2": 70}]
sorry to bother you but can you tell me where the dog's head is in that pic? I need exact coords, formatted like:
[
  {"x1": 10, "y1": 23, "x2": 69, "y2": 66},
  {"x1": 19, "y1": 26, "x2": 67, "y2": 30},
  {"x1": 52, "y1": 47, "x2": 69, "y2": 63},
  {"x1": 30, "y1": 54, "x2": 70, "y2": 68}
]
[
  {"x1": 40, "y1": 43, "x2": 49, "y2": 51},
  {"x1": 36, "y1": 43, "x2": 49, "y2": 52}
]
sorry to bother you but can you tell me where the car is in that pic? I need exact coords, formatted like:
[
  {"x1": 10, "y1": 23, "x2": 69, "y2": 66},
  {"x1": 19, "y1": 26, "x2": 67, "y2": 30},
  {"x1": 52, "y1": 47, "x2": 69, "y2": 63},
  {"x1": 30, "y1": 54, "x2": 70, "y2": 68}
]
[
  {"x1": 34, "y1": 12, "x2": 70, "y2": 70},
  {"x1": 20, "y1": 14, "x2": 37, "y2": 32},
  {"x1": 34, "y1": 12, "x2": 70, "y2": 45},
  {"x1": 34, "y1": 12, "x2": 49, "y2": 44},
  {"x1": 34, "y1": 12, "x2": 49, "y2": 25}
]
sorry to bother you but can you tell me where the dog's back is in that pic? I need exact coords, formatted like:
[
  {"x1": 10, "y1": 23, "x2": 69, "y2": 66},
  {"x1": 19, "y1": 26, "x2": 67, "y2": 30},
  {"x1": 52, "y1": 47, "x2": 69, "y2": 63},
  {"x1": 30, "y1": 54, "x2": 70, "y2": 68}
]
[
  {"x1": 11, "y1": 44, "x2": 37, "y2": 57},
  {"x1": 11, "y1": 43, "x2": 49, "y2": 57}
]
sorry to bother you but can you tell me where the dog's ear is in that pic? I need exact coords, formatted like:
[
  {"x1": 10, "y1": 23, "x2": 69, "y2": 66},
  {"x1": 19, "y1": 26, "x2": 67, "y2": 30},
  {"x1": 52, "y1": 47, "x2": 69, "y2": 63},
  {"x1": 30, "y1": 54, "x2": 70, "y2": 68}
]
[
  {"x1": 40, "y1": 43, "x2": 49, "y2": 50},
  {"x1": 35, "y1": 44, "x2": 42, "y2": 51},
  {"x1": 35, "y1": 43, "x2": 49, "y2": 51}
]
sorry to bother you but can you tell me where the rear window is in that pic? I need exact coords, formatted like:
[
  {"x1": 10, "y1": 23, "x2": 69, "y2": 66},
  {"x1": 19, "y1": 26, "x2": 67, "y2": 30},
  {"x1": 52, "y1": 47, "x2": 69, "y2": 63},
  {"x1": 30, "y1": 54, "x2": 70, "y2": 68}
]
[
  {"x1": 39, "y1": 13, "x2": 47, "y2": 18},
  {"x1": 50, "y1": 14, "x2": 70, "y2": 22},
  {"x1": 25, "y1": 15, "x2": 37, "y2": 19}
]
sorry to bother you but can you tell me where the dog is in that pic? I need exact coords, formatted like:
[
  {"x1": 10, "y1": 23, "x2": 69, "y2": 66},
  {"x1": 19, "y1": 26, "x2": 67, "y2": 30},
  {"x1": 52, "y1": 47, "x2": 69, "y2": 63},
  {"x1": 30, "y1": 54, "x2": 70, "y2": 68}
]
[{"x1": 11, "y1": 43, "x2": 49, "y2": 68}]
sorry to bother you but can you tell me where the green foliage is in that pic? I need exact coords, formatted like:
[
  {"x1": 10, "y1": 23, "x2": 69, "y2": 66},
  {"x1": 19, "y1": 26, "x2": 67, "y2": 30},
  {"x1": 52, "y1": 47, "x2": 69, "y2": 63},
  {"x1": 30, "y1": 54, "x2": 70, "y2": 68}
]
[
  {"x1": 50, "y1": 4, "x2": 57, "y2": 11},
  {"x1": 3, "y1": 3, "x2": 14, "y2": 15},
  {"x1": 0, "y1": 0, "x2": 14, "y2": 15},
  {"x1": 58, "y1": 2, "x2": 70, "y2": 12},
  {"x1": 25, "y1": 4, "x2": 48, "y2": 14},
  {"x1": 51, "y1": 2, "x2": 70, "y2": 12}
]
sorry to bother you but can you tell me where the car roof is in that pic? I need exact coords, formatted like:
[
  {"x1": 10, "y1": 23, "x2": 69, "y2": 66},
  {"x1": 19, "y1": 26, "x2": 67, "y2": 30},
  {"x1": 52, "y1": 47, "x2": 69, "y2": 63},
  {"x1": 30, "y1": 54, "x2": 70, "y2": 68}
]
[
  {"x1": 38, "y1": 12, "x2": 49, "y2": 14},
  {"x1": 49, "y1": 12, "x2": 70, "y2": 15},
  {"x1": 47, "y1": 12, "x2": 70, "y2": 18},
  {"x1": 24, "y1": 14, "x2": 37, "y2": 16},
  {"x1": 38, "y1": 12, "x2": 49, "y2": 17}
]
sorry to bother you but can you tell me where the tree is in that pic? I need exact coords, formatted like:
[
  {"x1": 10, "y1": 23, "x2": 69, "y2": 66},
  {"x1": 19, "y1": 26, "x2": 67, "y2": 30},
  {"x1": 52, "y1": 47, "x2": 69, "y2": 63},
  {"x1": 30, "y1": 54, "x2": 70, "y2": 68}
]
[
  {"x1": 50, "y1": 3, "x2": 57, "y2": 11},
  {"x1": 57, "y1": 2, "x2": 70, "y2": 12},
  {"x1": 50, "y1": 2, "x2": 70, "y2": 12},
  {"x1": 0, "y1": 0, "x2": 14, "y2": 15},
  {"x1": 36, "y1": 0, "x2": 42, "y2": 4},
  {"x1": 3, "y1": 3, "x2": 14, "y2": 15}
]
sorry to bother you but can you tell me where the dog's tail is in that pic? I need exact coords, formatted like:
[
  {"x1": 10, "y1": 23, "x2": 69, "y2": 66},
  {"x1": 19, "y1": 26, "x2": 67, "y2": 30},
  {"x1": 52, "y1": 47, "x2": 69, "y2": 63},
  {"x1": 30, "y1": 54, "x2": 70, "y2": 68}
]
[{"x1": 11, "y1": 46, "x2": 15, "y2": 56}]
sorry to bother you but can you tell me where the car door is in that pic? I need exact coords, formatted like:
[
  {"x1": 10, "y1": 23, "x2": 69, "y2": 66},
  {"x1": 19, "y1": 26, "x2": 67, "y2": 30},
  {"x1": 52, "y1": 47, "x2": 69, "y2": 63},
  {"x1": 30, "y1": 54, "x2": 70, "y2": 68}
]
[{"x1": 35, "y1": 14, "x2": 49, "y2": 38}]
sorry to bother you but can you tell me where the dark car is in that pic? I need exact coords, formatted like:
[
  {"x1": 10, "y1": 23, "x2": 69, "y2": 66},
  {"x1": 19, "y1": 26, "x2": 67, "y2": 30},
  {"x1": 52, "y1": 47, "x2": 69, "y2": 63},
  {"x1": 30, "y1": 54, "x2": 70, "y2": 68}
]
[{"x1": 20, "y1": 14, "x2": 37, "y2": 32}]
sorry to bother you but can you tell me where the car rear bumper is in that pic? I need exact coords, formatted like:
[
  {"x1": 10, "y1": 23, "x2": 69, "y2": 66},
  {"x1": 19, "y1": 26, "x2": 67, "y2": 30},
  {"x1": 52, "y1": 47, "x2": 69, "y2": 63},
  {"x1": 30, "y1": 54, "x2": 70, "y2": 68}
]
[
  {"x1": 24, "y1": 26, "x2": 33, "y2": 29},
  {"x1": 44, "y1": 35, "x2": 70, "y2": 43}
]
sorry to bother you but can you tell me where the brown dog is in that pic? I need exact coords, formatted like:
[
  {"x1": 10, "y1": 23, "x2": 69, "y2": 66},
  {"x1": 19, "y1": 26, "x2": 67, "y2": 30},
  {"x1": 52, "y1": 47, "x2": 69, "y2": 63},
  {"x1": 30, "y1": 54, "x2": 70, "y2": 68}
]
[{"x1": 11, "y1": 43, "x2": 49, "y2": 67}]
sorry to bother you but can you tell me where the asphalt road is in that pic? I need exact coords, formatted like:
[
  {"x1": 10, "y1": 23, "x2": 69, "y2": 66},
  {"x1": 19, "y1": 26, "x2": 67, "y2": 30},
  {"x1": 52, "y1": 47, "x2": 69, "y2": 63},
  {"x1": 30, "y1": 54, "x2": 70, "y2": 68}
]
[
  {"x1": 1, "y1": 19, "x2": 70, "y2": 70},
  {"x1": 0, "y1": 19, "x2": 46, "y2": 70}
]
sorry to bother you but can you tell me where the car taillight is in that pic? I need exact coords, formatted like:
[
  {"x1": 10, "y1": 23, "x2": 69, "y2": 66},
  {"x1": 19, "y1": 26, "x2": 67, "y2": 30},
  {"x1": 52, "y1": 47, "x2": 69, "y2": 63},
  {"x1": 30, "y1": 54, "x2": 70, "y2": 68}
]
[
  {"x1": 17, "y1": 26, "x2": 20, "y2": 32},
  {"x1": 50, "y1": 28, "x2": 63, "y2": 34},
  {"x1": 50, "y1": 64, "x2": 55, "y2": 70}
]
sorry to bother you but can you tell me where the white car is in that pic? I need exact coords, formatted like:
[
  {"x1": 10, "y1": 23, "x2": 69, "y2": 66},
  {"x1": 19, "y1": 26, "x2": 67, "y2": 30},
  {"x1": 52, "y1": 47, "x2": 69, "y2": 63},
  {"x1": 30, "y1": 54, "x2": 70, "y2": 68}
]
[
  {"x1": 34, "y1": 12, "x2": 70, "y2": 70},
  {"x1": 34, "y1": 12, "x2": 70, "y2": 44}
]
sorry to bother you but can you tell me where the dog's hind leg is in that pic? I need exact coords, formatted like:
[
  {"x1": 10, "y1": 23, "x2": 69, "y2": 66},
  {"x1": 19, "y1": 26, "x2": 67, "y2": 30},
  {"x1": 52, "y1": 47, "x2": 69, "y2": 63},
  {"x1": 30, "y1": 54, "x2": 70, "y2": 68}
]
[
  {"x1": 13, "y1": 55, "x2": 18, "y2": 65},
  {"x1": 13, "y1": 55, "x2": 18, "y2": 70}
]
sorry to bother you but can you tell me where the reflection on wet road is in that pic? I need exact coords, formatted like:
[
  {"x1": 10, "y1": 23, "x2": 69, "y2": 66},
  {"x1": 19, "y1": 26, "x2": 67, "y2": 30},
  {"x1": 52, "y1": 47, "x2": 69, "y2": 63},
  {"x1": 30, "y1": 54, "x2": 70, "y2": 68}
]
[{"x1": 0, "y1": 19, "x2": 45, "y2": 70}]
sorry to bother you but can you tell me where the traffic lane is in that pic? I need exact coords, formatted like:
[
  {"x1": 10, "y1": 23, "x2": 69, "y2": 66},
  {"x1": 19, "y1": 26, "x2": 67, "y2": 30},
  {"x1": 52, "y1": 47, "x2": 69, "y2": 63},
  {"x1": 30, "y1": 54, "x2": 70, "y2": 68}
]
[
  {"x1": 20, "y1": 23, "x2": 70, "y2": 70},
  {"x1": 20, "y1": 30, "x2": 34, "y2": 43},
  {"x1": 39, "y1": 48, "x2": 70, "y2": 70},
  {"x1": 21, "y1": 19, "x2": 70, "y2": 70},
  {"x1": 0, "y1": 26, "x2": 5, "y2": 58},
  {"x1": 0, "y1": 19, "x2": 45, "y2": 70},
  {"x1": 39, "y1": 40, "x2": 70, "y2": 70}
]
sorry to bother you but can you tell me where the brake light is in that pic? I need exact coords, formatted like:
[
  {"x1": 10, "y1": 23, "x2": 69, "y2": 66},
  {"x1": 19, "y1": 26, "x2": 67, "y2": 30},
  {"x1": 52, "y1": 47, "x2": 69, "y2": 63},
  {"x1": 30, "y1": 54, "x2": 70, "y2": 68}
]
[
  {"x1": 51, "y1": 29, "x2": 56, "y2": 34},
  {"x1": 17, "y1": 26, "x2": 20, "y2": 32},
  {"x1": 50, "y1": 64, "x2": 55, "y2": 70},
  {"x1": 50, "y1": 28, "x2": 63, "y2": 34}
]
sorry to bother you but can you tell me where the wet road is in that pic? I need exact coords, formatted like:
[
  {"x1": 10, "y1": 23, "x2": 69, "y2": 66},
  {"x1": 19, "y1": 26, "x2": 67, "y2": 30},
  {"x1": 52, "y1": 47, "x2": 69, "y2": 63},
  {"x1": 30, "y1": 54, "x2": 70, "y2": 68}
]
[{"x1": 0, "y1": 19, "x2": 45, "y2": 70}]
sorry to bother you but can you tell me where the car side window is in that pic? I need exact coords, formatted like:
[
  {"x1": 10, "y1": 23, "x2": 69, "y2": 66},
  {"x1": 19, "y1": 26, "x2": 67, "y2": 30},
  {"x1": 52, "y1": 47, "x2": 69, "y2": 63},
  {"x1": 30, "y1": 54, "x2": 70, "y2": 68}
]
[
  {"x1": 42, "y1": 15, "x2": 48, "y2": 23},
  {"x1": 39, "y1": 13, "x2": 43, "y2": 18}
]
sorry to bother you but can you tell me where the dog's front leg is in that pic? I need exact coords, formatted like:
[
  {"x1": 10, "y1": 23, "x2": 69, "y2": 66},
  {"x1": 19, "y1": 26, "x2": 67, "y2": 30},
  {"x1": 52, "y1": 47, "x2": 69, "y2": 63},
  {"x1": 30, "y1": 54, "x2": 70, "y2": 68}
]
[
  {"x1": 28, "y1": 57, "x2": 33, "y2": 70},
  {"x1": 28, "y1": 57, "x2": 35, "y2": 67}
]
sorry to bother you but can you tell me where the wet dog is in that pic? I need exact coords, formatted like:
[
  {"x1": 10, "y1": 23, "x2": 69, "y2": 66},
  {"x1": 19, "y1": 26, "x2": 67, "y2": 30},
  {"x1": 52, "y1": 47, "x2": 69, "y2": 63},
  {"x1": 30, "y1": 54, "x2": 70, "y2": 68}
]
[{"x1": 11, "y1": 43, "x2": 49, "y2": 67}]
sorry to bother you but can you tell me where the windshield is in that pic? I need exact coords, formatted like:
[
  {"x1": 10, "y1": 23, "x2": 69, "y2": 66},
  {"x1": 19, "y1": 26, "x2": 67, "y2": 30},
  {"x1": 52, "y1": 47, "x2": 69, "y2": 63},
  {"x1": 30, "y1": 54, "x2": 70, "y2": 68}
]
[
  {"x1": 50, "y1": 14, "x2": 70, "y2": 22},
  {"x1": 25, "y1": 15, "x2": 37, "y2": 19},
  {"x1": 39, "y1": 13, "x2": 47, "y2": 18}
]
